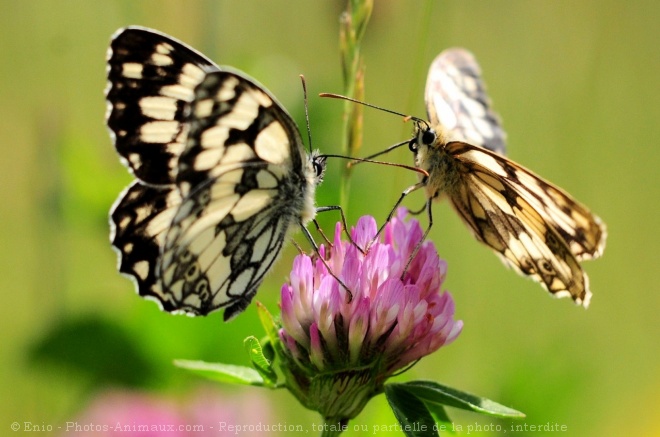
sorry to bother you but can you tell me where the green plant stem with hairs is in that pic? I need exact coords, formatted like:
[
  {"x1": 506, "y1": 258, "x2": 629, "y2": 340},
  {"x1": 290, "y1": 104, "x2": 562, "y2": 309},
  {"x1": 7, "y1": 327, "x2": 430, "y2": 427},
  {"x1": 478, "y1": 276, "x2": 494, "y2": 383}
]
[{"x1": 338, "y1": 0, "x2": 373, "y2": 211}]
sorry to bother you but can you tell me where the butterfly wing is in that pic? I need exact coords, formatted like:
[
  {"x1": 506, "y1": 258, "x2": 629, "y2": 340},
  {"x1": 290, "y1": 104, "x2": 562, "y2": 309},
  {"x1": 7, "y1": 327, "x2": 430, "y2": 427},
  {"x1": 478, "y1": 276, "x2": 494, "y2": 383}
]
[
  {"x1": 157, "y1": 71, "x2": 317, "y2": 320},
  {"x1": 108, "y1": 29, "x2": 321, "y2": 320},
  {"x1": 106, "y1": 27, "x2": 220, "y2": 185},
  {"x1": 445, "y1": 141, "x2": 606, "y2": 306},
  {"x1": 110, "y1": 176, "x2": 287, "y2": 318},
  {"x1": 425, "y1": 48, "x2": 507, "y2": 155},
  {"x1": 158, "y1": 170, "x2": 291, "y2": 319},
  {"x1": 110, "y1": 181, "x2": 183, "y2": 310}
]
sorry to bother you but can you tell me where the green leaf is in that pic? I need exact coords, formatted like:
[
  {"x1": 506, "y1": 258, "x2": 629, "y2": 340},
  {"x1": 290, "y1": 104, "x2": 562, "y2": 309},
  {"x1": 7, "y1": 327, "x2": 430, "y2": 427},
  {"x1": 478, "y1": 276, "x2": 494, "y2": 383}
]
[
  {"x1": 244, "y1": 336, "x2": 277, "y2": 386},
  {"x1": 397, "y1": 381, "x2": 525, "y2": 419},
  {"x1": 256, "y1": 301, "x2": 280, "y2": 344},
  {"x1": 261, "y1": 337, "x2": 275, "y2": 362},
  {"x1": 424, "y1": 403, "x2": 456, "y2": 435},
  {"x1": 385, "y1": 384, "x2": 439, "y2": 437},
  {"x1": 174, "y1": 360, "x2": 264, "y2": 386}
]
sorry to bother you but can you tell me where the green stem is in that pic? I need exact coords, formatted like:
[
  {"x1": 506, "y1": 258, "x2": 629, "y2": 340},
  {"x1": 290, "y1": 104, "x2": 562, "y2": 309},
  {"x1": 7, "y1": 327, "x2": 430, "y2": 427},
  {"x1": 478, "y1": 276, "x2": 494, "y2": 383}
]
[{"x1": 338, "y1": 0, "x2": 372, "y2": 212}]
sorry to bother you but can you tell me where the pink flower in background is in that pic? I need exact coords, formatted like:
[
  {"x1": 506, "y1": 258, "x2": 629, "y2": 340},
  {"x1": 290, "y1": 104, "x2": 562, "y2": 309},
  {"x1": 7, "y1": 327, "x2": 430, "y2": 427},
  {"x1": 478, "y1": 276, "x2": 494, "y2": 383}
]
[
  {"x1": 278, "y1": 209, "x2": 462, "y2": 420},
  {"x1": 67, "y1": 388, "x2": 272, "y2": 436}
]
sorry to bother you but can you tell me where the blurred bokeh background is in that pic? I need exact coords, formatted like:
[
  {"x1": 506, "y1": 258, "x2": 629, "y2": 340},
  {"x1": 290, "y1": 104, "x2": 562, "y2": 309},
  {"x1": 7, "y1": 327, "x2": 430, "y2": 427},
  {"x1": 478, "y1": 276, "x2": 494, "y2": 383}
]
[{"x1": 1, "y1": 1, "x2": 658, "y2": 436}]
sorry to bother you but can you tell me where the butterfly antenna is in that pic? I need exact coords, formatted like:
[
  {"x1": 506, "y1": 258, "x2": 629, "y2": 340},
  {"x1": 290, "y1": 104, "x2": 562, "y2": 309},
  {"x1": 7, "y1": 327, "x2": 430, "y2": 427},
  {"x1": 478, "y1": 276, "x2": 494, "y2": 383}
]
[
  {"x1": 320, "y1": 93, "x2": 431, "y2": 166},
  {"x1": 319, "y1": 92, "x2": 429, "y2": 128},
  {"x1": 347, "y1": 139, "x2": 409, "y2": 165},
  {"x1": 300, "y1": 75, "x2": 314, "y2": 154},
  {"x1": 320, "y1": 153, "x2": 428, "y2": 178}
]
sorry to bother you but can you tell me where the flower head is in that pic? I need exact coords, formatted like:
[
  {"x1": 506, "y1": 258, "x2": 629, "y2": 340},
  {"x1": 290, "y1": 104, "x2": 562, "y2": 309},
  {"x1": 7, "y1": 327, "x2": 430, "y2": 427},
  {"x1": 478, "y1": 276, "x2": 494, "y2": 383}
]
[{"x1": 278, "y1": 208, "x2": 462, "y2": 420}]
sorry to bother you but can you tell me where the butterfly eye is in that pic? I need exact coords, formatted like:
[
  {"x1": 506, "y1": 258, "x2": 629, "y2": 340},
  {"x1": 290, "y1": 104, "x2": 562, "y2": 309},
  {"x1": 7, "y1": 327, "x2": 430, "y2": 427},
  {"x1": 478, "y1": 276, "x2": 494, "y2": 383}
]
[
  {"x1": 408, "y1": 139, "x2": 418, "y2": 152},
  {"x1": 313, "y1": 159, "x2": 325, "y2": 177},
  {"x1": 422, "y1": 129, "x2": 436, "y2": 145}
]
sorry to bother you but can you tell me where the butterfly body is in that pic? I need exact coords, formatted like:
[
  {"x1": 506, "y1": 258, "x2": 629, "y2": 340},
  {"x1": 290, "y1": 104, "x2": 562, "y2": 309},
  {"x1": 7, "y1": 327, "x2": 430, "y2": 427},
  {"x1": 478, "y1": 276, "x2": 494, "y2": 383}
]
[
  {"x1": 107, "y1": 27, "x2": 325, "y2": 320},
  {"x1": 413, "y1": 129, "x2": 462, "y2": 201},
  {"x1": 404, "y1": 48, "x2": 606, "y2": 307}
]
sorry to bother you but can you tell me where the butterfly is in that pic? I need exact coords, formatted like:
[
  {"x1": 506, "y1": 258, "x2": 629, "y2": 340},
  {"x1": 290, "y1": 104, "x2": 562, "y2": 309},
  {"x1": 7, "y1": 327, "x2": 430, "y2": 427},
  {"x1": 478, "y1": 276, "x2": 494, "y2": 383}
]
[
  {"x1": 107, "y1": 26, "x2": 327, "y2": 320},
  {"x1": 359, "y1": 48, "x2": 606, "y2": 307}
]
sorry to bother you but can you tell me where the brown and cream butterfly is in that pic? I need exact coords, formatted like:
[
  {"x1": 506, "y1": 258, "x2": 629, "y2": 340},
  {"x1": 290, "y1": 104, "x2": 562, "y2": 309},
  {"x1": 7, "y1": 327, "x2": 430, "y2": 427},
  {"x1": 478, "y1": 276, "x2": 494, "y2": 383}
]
[{"x1": 365, "y1": 48, "x2": 606, "y2": 307}]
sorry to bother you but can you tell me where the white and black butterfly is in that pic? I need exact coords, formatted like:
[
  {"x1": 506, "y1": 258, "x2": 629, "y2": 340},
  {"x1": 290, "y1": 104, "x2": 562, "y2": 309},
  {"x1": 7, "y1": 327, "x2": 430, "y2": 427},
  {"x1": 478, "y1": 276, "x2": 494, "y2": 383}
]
[
  {"x1": 107, "y1": 27, "x2": 327, "y2": 320},
  {"x1": 344, "y1": 48, "x2": 606, "y2": 307}
]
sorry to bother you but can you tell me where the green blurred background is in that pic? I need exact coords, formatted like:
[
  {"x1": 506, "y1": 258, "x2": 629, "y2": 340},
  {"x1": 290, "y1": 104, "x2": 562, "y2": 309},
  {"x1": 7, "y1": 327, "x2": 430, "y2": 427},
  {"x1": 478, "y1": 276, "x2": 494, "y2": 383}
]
[{"x1": 1, "y1": 1, "x2": 658, "y2": 436}]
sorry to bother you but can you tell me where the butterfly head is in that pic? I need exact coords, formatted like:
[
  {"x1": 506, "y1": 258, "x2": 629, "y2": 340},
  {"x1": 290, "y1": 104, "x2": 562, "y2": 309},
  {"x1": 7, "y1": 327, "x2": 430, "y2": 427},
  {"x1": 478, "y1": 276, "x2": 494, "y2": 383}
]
[
  {"x1": 410, "y1": 125, "x2": 437, "y2": 148},
  {"x1": 308, "y1": 150, "x2": 327, "y2": 186},
  {"x1": 408, "y1": 119, "x2": 446, "y2": 164}
]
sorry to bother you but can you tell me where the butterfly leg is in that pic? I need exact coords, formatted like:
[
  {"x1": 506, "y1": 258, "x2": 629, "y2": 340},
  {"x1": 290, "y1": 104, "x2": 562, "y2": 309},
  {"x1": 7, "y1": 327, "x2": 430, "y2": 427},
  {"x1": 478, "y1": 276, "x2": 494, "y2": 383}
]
[
  {"x1": 311, "y1": 218, "x2": 332, "y2": 247},
  {"x1": 315, "y1": 205, "x2": 366, "y2": 254},
  {"x1": 291, "y1": 239, "x2": 305, "y2": 255},
  {"x1": 400, "y1": 198, "x2": 433, "y2": 278},
  {"x1": 367, "y1": 182, "x2": 425, "y2": 252},
  {"x1": 299, "y1": 222, "x2": 354, "y2": 301},
  {"x1": 408, "y1": 201, "x2": 427, "y2": 216}
]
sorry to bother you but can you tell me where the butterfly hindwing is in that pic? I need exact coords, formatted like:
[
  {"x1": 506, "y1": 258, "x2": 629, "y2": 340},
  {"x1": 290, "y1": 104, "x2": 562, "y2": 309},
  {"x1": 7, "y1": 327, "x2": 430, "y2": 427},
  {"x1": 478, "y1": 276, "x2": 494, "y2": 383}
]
[
  {"x1": 425, "y1": 48, "x2": 507, "y2": 155},
  {"x1": 158, "y1": 174, "x2": 290, "y2": 318},
  {"x1": 110, "y1": 181, "x2": 183, "y2": 311},
  {"x1": 106, "y1": 26, "x2": 220, "y2": 185}
]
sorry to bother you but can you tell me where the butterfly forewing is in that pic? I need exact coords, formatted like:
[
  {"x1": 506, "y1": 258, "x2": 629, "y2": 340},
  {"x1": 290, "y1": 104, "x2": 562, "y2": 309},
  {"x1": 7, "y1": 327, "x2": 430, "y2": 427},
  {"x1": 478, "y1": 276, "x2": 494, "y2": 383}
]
[
  {"x1": 106, "y1": 26, "x2": 220, "y2": 185},
  {"x1": 176, "y1": 71, "x2": 305, "y2": 191},
  {"x1": 425, "y1": 48, "x2": 507, "y2": 155},
  {"x1": 108, "y1": 28, "x2": 322, "y2": 320}
]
